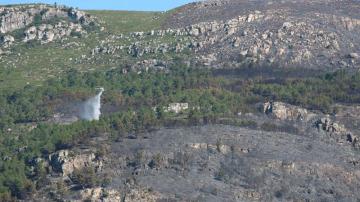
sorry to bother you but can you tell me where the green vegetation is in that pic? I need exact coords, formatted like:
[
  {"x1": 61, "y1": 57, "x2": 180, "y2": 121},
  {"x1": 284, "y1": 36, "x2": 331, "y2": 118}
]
[
  {"x1": 0, "y1": 66, "x2": 244, "y2": 199},
  {"x1": 0, "y1": 7, "x2": 182, "y2": 91},
  {"x1": 71, "y1": 167, "x2": 99, "y2": 188},
  {"x1": 252, "y1": 70, "x2": 360, "y2": 113},
  {"x1": 1, "y1": 63, "x2": 360, "y2": 199},
  {"x1": 87, "y1": 10, "x2": 168, "y2": 34}
]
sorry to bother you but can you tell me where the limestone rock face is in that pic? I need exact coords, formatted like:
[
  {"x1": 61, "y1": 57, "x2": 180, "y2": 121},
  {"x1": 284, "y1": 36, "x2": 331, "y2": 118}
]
[
  {"x1": 263, "y1": 101, "x2": 308, "y2": 121},
  {"x1": 49, "y1": 150, "x2": 103, "y2": 176},
  {"x1": 0, "y1": 10, "x2": 34, "y2": 33}
]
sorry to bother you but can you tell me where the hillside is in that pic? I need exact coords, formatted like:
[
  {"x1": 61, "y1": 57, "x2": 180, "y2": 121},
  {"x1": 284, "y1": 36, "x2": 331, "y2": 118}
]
[
  {"x1": 163, "y1": 0, "x2": 360, "y2": 69},
  {"x1": 0, "y1": 1, "x2": 360, "y2": 201}
]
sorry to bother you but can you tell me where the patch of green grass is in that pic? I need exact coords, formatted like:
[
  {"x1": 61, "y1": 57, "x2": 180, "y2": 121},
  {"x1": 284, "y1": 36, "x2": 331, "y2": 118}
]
[{"x1": 87, "y1": 10, "x2": 168, "y2": 34}]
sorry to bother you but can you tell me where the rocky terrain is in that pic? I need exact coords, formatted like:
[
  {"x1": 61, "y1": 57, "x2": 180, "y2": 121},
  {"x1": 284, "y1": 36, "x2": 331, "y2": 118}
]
[
  {"x1": 31, "y1": 104, "x2": 360, "y2": 201},
  {"x1": 83, "y1": 0, "x2": 360, "y2": 72},
  {"x1": 163, "y1": 0, "x2": 360, "y2": 69},
  {"x1": 0, "y1": 4, "x2": 97, "y2": 48},
  {"x1": 1, "y1": 1, "x2": 359, "y2": 72}
]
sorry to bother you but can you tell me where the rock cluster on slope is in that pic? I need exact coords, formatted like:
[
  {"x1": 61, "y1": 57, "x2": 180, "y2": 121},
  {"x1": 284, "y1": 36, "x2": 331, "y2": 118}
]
[
  {"x1": 0, "y1": 4, "x2": 97, "y2": 47},
  {"x1": 23, "y1": 22, "x2": 85, "y2": 44},
  {"x1": 315, "y1": 117, "x2": 346, "y2": 134}
]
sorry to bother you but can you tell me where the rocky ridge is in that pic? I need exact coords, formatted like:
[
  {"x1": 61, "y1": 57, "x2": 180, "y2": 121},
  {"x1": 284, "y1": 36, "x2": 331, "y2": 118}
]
[
  {"x1": 1, "y1": 1, "x2": 359, "y2": 71},
  {"x1": 89, "y1": 1, "x2": 360, "y2": 70},
  {"x1": 162, "y1": 2, "x2": 360, "y2": 69}
]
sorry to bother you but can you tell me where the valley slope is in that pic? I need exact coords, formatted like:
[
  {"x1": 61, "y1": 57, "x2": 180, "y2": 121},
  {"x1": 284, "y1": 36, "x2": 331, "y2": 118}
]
[{"x1": 0, "y1": 1, "x2": 360, "y2": 201}]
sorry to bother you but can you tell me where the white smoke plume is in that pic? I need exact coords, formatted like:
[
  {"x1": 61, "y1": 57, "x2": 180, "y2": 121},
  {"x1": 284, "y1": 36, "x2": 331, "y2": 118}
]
[{"x1": 79, "y1": 87, "x2": 104, "y2": 121}]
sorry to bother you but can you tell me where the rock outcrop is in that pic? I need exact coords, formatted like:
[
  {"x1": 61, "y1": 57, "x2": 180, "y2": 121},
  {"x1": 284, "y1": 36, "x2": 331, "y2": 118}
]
[
  {"x1": 0, "y1": 5, "x2": 94, "y2": 34},
  {"x1": 0, "y1": 35, "x2": 14, "y2": 47},
  {"x1": 23, "y1": 22, "x2": 85, "y2": 43},
  {"x1": 315, "y1": 117, "x2": 347, "y2": 134},
  {"x1": 78, "y1": 187, "x2": 122, "y2": 202},
  {"x1": 0, "y1": 4, "x2": 97, "y2": 47},
  {"x1": 263, "y1": 101, "x2": 309, "y2": 121},
  {"x1": 49, "y1": 150, "x2": 103, "y2": 176},
  {"x1": 314, "y1": 117, "x2": 360, "y2": 148}
]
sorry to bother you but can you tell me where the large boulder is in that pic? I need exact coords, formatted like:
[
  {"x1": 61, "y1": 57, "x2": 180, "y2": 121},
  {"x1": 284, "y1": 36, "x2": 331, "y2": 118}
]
[
  {"x1": 68, "y1": 8, "x2": 93, "y2": 25},
  {"x1": 23, "y1": 26, "x2": 38, "y2": 42},
  {"x1": 0, "y1": 35, "x2": 15, "y2": 47},
  {"x1": 43, "y1": 30, "x2": 55, "y2": 43}
]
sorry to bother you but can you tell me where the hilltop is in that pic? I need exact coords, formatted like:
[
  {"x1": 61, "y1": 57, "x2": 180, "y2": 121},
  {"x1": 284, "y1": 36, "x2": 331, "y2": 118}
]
[{"x1": 163, "y1": 0, "x2": 360, "y2": 69}]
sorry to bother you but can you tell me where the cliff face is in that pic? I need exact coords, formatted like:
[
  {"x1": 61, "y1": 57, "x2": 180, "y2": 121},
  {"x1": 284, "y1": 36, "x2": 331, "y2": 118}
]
[{"x1": 1, "y1": 11, "x2": 30, "y2": 34}]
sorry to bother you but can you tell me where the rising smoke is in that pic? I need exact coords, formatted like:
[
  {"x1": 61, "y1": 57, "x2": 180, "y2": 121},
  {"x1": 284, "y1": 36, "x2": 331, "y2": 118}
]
[{"x1": 79, "y1": 88, "x2": 104, "y2": 121}]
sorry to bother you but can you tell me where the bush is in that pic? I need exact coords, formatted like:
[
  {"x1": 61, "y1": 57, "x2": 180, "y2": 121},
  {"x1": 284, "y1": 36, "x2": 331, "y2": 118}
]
[
  {"x1": 70, "y1": 31, "x2": 82, "y2": 38},
  {"x1": 33, "y1": 14, "x2": 42, "y2": 26},
  {"x1": 71, "y1": 167, "x2": 98, "y2": 188}
]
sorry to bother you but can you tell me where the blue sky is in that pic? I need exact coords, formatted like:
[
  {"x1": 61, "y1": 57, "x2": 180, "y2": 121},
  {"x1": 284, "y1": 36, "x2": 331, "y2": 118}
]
[{"x1": 0, "y1": 0, "x2": 197, "y2": 11}]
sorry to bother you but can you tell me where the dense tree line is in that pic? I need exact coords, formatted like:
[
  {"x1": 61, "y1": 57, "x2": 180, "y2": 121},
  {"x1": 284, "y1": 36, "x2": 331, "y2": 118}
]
[{"x1": 252, "y1": 70, "x2": 360, "y2": 113}]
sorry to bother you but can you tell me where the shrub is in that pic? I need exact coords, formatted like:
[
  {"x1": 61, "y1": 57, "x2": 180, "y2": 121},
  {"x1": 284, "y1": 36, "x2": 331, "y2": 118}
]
[
  {"x1": 33, "y1": 14, "x2": 42, "y2": 26},
  {"x1": 71, "y1": 167, "x2": 98, "y2": 188}
]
